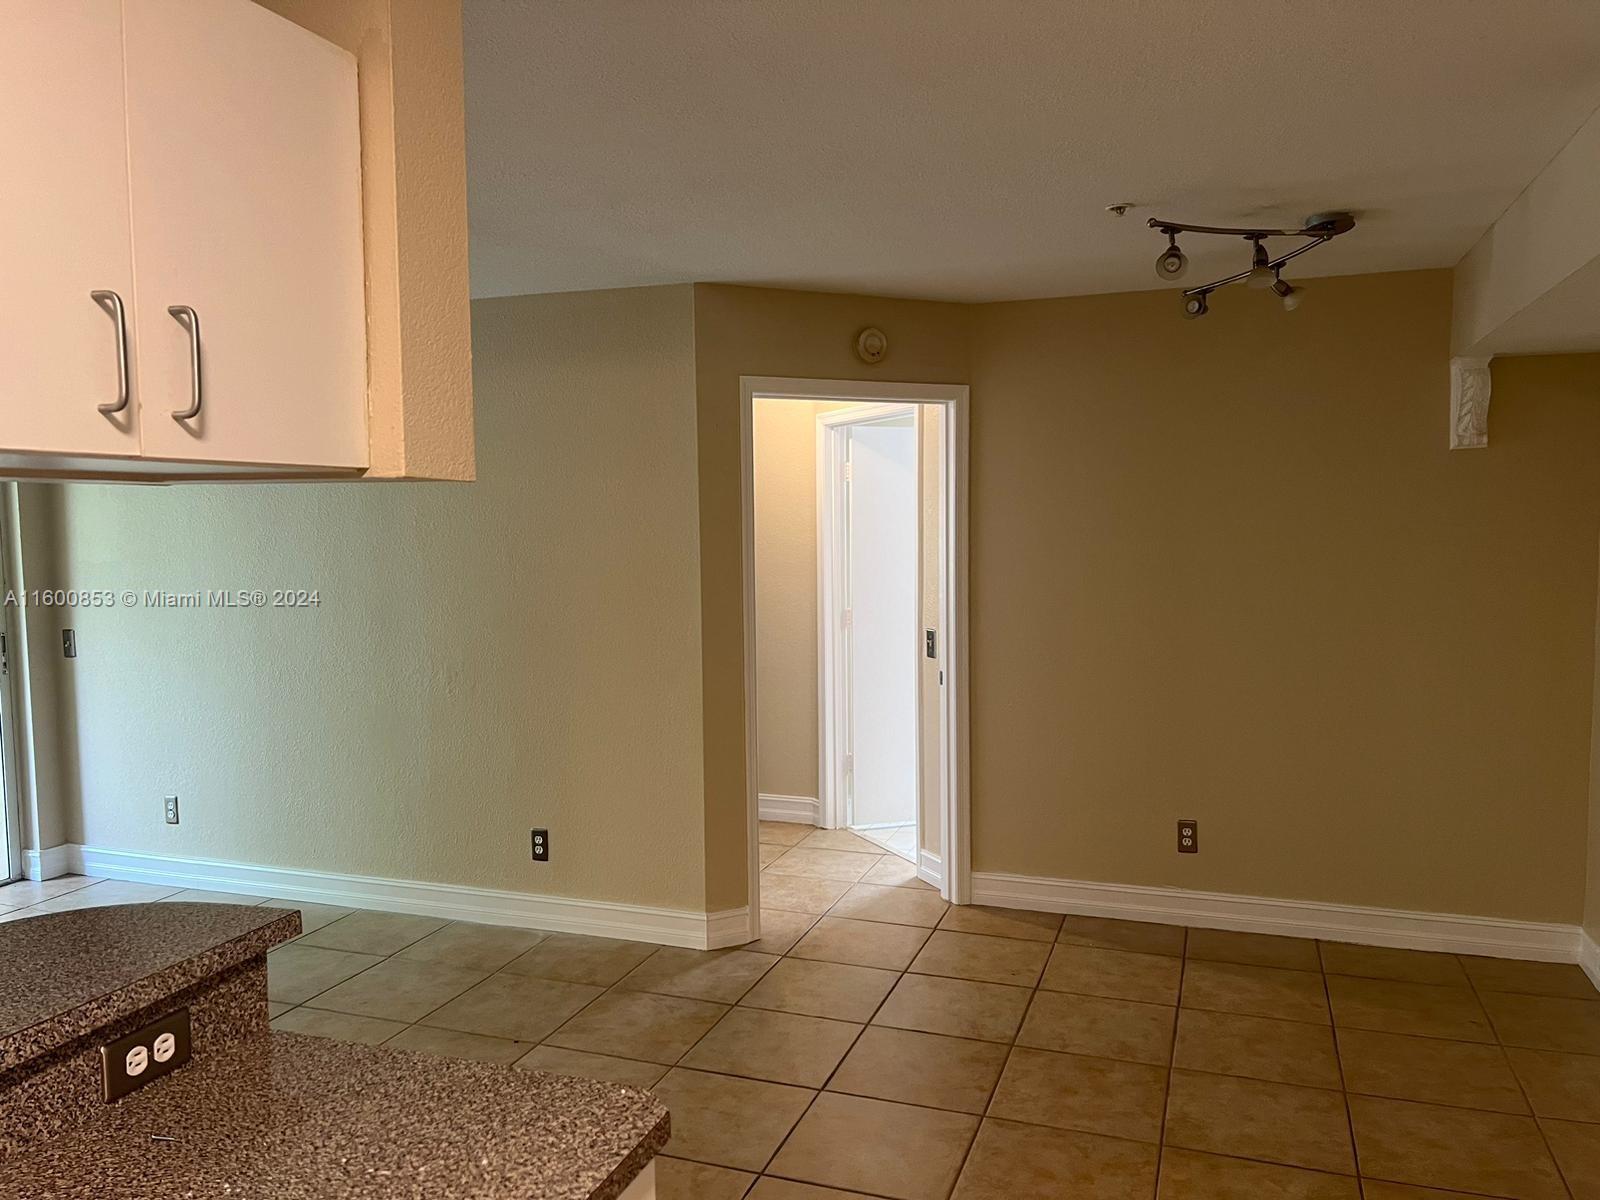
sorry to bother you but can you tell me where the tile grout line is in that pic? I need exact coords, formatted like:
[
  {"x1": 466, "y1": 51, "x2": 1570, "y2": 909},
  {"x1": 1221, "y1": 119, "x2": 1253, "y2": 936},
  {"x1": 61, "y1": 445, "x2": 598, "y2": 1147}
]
[
  {"x1": 1318, "y1": 940, "x2": 1363, "y2": 1187},
  {"x1": 1459, "y1": 958, "x2": 1577, "y2": 1200},
  {"x1": 1150, "y1": 924, "x2": 1189, "y2": 1198}
]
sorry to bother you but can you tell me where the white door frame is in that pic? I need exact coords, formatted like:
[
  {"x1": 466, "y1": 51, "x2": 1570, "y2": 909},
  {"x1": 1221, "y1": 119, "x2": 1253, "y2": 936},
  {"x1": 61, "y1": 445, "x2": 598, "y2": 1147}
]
[
  {"x1": 740, "y1": 377, "x2": 971, "y2": 905},
  {"x1": 816, "y1": 403, "x2": 918, "y2": 840},
  {"x1": 0, "y1": 489, "x2": 27, "y2": 884}
]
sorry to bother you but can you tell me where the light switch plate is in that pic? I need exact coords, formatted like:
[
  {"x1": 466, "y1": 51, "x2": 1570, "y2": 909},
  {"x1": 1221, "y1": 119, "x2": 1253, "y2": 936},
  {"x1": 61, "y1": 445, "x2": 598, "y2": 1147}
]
[{"x1": 101, "y1": 1008, "x2": 191, "y2": 1102}]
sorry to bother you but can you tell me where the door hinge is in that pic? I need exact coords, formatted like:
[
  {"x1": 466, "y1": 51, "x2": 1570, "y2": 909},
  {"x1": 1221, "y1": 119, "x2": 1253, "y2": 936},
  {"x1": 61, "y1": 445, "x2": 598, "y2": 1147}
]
[{"x1": 842, "y1": 461, "x2": 852, "y2": 482}]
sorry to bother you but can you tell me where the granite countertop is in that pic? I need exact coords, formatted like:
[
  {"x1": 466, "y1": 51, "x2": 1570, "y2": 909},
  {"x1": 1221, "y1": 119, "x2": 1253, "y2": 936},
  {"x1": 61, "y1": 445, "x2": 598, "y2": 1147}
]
[
  {"x1": 0, "y1": 902, "x2": 299, "y2": 1070},
  {"x1": 4, "y1": 1031, "x2": 671, "y2": 1200}
]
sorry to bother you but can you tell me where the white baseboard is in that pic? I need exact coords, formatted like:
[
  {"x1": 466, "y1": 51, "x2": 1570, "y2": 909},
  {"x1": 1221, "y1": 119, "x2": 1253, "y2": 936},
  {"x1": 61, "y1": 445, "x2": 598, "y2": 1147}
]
[
  {"x1": 54, "y1": 844, "x2": 752, "y2": 951},
  {"x1": 1580, "y1": 931, "x2": 1600, "y2": 991},
  {"x1": 25, "y1": 844, "x2": 74, "y2": 882},
  {"x1": 917, "y1": 849, "x2": 943, "y2": 890},
  {"x1": 971, "y1": 870, "x2": 1582, "y2": 963},
  {"x1": 758, "y1": 794, "x2": 820, "y2": 825}
]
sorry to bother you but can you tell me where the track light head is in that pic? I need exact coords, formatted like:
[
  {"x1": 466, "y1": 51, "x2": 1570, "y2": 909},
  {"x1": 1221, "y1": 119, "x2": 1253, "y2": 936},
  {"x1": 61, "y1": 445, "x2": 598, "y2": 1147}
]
[
  {"x1": 1246, "y1": 239, "x2": 1275, "y2": 289},
  {"x1": 1182, "y1": 292, "x2": 1209, "y2": 319},
  {"x1": 1155, "y1": 236, "x2": 1188, "y2": 282}
]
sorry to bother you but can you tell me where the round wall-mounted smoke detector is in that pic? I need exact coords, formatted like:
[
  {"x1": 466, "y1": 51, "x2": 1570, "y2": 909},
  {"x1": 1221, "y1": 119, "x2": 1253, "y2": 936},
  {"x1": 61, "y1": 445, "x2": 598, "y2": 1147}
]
[{"x1": 856, "y1": 327, "x2": 888, "y2": 364}]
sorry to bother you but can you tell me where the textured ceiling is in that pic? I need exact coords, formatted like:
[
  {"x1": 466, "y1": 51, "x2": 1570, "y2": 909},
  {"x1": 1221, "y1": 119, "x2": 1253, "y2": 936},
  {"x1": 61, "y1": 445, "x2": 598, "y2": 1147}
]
[{"x1": 465, "y1": 1, "x2": 1600, "y2": 302}]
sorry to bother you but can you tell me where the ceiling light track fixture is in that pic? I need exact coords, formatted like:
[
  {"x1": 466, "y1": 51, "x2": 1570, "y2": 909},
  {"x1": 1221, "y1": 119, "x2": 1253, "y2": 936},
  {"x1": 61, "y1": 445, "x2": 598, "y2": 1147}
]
[{"x1": 1145, "y1": 212, "x2": 1355, "y2": 318}]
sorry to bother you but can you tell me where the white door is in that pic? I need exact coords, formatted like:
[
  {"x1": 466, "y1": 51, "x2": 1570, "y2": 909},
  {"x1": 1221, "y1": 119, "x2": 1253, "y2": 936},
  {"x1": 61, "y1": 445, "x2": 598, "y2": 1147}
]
[
  {"x1": 844, "y1": 415, "x2": 919, "y2": 829},
  {"x1": 0, "y1": 1, "x2": 143, "y2": 457},
  {"x1": 123, "y1": 0, "x2": 368, "y2": 469}
]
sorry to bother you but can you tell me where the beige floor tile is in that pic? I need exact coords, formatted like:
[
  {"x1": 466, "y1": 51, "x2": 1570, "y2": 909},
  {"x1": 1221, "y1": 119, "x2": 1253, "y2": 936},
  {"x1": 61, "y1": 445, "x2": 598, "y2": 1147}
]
[
  {"x1": 1483, "y1": 990, "x2": 1600, "y2": 1053},
  {"x1": 298, "y1": 910, "x2": 448, "y2": 956},
  {"x1": 1542, "y1": 1117, "x2": 1600, "y2": 1200},
  {"x1": 1018, "y1": 989, "x2": 1174, "y2": 1065},
  {"x1": 758, "y1": 874, "x2": 853, "y2": 914},
  {"x1": 1058, "y1": 914, "x2": 1185, "y2": 957},
  {"x1": 1326, "y1": 976, "x2": 1492, "y2": 1042},
  {"x1": 741, "y1": 958, "x2": 900, "y2": 1022},
  {"x1": 909, "y1": 930, "x2": 1050, "y2": 987},
  {"x1": 1172, "y1": 1008, "x2": 1341, "y2": 1088},
  {"x1": 938, "y1": 905, "x2": 1062, "y2": 942},
  {"x1": 267, "y1": 1002, "x2": 292, "y2": 1019},
  {"x1": 760, "y1": 844, "x2": 789, "y2": 868},
  {"x1": 1165, "y1": 1069, "x2": 1354, "y2": 1174},
  {"x1": 544, "y1": 988, "x2": 726, "y2": 1062},
  {"x1": 1181, "y1": 960, "x2": 1330, "y2": 1024},
  {"x1": 159, "y1": 889, "x2": 267, "y2": 906},
  {"x1": 421, "y1": 972, "x2": 603, "y2": 1042},
  {"x1": 1359, "y1": 1185, "x2": 1491, "y2": 1200},
  {"x1": 791, "y1": 916, "x2": 931, "y2": 970},
  {"x1": 1339, "y1": 1028, "x2": 1526, "y2": 1113},
  {"x1": 650, "y1": 1067, "x2": 814, "y2": 1171},
  {"x1": 745, "y1": 909, "x2": 819, "y2": 955},
  {"x1": 951, "y1": 1118, "x2": 1157, "y2": 1199},
  {"x1": 747, "y1": 1180, "x2": 876, "y2": 1199},
  {"x1": 655, "y1": 1157, "x2": 756, "y2": 1200},
  {"x1": 1317, "y1": 942, "x2": 1467, "y2": 987},
  {"x1": 1508, "y1": 1046, "x2": 1600, "y2": 1121},
  {"x1": 1186, "y1": 928, "x2": 1321, "y2": 971},
  {"x1": 827, "y1": 1026, "x2": 1007, "y2": 1114},
  {"x1": 0, "y1": 875, "x2": 96, "y2": 906},
  {"x1": 873, "y1": 973, "x2": 1031, "y2": 1042},
  {"x1": 501, "y1": 933, "x2": 659, "y2": 986},
  {"x1": 798, "y1": 829, "x2": 885, "y2": 855},
  {"x1": 989, "y1": 1047, "x2": 1166, "y2": 1142},
  {"x1": 1041, "y1": 944, "x2": 1181, "y2": 1005},
  {"x1": 271, "y1": 1006, "x2": 406, "y2": 1044},
  {"x1": 1348, "y1": 1095, "x2": 1566, "y2": 1199},
  {"x1": 1463, "y1": 956, "x2": 1600, "y2": 1000},
  {"x1": 1155, "y1": 1147, "x2": 1359, "y2": 1199},
  {"x1": 618, "y1": 947, "x2": 779, "y2": 1002},
  {"x1": 861, "y1": 855, "x2": 933, "y2": 889},
  {"x1": 768, "y1": 1092, "x2": 978, "y2": 1200},
  {"x1": 29, "y1": 879, "x2": 181, "y2": 911},
  {"x1": 381, "y1": 1024, "x2": 530, "y2": 1064},
  {"x1": 827, "y1": 884, "x2": 948, "y2": 928},
  {"x1": 266, "y1": 943, "x2": 382, "y2": 1004},
  {"x1": 393, "y1": 921, "x2": 547, "y2": 972},
  {"x1": 759, "y1": 821, "x2": 811, "y2": 846},
  {"x1": 302, "y1": 956, "x2": 487, "y2": 1023},
  {"x1": 261, "y1": 899, "x2": 354, "y2": 935},
  {"x1": 513, "y1": 1045, "x2": 667, "y2": 1089},
  {"x1": 680, "y1": 1006, "x2": 862, "y2": 1087},
  {"x1": 765, "y1": 847, "x2": 881, "y2": 883}
]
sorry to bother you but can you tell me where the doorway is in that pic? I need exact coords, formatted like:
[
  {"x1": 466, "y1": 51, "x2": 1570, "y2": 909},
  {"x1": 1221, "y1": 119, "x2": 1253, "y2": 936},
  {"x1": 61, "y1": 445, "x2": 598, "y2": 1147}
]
[
  {"x1": 818, "y1": 405, "x2": 920, "y2": 862},
  {"x1": 742, "y1": 377, "x2": 969, "y2": 923}
]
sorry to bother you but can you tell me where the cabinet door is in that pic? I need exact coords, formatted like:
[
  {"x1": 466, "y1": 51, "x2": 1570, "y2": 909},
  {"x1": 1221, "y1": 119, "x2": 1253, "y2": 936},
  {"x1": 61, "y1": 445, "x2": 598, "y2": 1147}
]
[
  {"x1": 0, "y1": 1, "x2": 141, "y2": 457},
  {"x1": 123, "y1": 0, "x2": 368, "y2": 469}
]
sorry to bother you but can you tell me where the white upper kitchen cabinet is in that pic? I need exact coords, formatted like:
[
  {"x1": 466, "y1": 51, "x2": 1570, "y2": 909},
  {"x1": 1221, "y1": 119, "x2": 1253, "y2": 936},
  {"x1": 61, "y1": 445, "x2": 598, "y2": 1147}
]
[
  {"x1": 123, "y1": 0, "x2": 368, "y2": 471},
  {"x1": 0, "y1": 1, "x2": 143, "y2": 460}
]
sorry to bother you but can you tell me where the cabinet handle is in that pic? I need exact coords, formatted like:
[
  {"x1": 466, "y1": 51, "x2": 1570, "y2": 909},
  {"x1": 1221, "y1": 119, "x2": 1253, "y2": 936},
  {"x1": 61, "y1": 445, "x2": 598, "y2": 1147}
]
[
  {"x1": 89, "y1": 290, "x2": 129, "y2": 415},
  {"x1": 167, "y1": 305, "x2": 202, "y2": 422}
]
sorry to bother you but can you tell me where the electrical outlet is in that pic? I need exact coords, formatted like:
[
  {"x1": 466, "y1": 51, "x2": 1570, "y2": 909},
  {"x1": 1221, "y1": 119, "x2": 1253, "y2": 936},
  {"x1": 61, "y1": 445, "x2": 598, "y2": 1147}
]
[
  {"x1": 101, "y1": 1009, "x2": 190, "y2": 1102},
  {"x1": 530, "y1": 828, "x2": 549, "y2": 862},
  {"x1": 164, "y1": 795, "x2": 180, "y2": 825},
  {"x1": 1177, "y1": 818, "x2": 1198, "y2": 854}
]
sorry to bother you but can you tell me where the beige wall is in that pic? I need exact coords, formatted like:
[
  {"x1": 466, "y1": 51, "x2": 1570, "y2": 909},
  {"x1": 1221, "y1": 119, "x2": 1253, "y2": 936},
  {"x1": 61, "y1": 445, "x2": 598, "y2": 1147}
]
[
  {"x1": 22, "y1": 286, "x2": 709, "y2": 909},
  {"x1": 700, "y1": 274, "x2": 1600, "y2": 924},
  {"x1": 969, "y1": 276, "x2": 1600, "y2": 923},
  {"x1": 751, "y1": 399, "x2": 855, "y2": 802}
]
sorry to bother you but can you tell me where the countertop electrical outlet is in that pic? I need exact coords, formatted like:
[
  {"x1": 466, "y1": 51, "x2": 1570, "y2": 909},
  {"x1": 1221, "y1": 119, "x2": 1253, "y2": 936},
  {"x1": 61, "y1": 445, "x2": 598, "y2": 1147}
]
[{"x1": 101, "y1": 1008, "x2": 191, "y2": 1102}]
